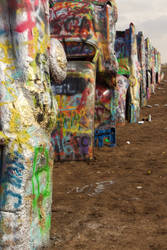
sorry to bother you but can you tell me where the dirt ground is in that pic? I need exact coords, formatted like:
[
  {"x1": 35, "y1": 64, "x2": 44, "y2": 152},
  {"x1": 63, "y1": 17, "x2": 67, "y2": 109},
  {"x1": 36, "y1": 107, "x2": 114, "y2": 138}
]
[{"x1": 48, "y1": 80, "x2": 167, "y2": 250}]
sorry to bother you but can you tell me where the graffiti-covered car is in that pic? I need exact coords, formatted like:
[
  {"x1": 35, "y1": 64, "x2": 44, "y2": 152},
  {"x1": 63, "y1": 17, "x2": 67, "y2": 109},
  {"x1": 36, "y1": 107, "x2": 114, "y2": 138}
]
[
  {"x1": 137, "y1": 31, "x2": 147, "y2": 107},
  {"x1": 50, "y1": 0, "x2": 118, "y2": 160},
  {"x1": 145, "y1": 37, "x2": 152, "y2": 99},
  {"x1": 152, "y1": 47, "x2": 161, "y2": 88},
  {"x1": 115, "y1": 23, "x2": 141, "y2": 123},
  {"x1": 93, "y1": 0, "x2": 118, "y2": 148},
  {"x1": 154, "y1": 49, "x2": 161, "y2": 84}
]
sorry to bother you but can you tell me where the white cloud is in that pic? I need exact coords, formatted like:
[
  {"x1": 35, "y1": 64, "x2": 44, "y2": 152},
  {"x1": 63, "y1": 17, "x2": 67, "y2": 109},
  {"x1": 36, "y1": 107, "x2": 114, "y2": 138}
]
[{"x1": 116, "y1": 0, "x2": 167, "y2": 62}]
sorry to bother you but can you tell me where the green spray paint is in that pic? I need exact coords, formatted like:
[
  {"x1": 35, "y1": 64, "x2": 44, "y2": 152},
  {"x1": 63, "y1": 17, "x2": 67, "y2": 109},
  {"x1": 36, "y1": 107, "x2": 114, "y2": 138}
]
[{"x1": 32, "y1": 146, "x2": 51, "y2": 235}]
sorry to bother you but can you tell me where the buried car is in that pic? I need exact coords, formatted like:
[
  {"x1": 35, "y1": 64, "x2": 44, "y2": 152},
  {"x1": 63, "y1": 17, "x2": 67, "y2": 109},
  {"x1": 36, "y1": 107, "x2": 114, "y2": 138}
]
[
  {"x1": 115, "y1": 23, "x2": 141, "y2": 123},
  {"x1": 50, "y1": 0, "x2": 118, "y2": 160}
]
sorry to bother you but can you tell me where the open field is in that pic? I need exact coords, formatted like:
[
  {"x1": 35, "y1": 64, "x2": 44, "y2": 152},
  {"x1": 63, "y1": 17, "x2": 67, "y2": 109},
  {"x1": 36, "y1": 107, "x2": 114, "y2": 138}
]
[{"x1": 46, "y1": 79, "x2": 167, "y2": 250}]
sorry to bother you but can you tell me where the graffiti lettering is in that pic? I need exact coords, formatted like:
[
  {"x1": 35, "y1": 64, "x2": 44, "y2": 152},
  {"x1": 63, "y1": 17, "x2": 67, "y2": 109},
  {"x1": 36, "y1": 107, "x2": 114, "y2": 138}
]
[
  {"x1": 50, "y1": 2, "x2": 94, "y2": 41},
  {"x1": 51, "y1": 130, "x2": 91, "y2": 160}
]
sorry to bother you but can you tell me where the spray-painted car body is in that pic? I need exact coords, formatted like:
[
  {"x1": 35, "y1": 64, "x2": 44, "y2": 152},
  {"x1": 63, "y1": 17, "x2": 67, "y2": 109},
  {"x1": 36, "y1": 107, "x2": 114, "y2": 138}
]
[
  {"x1": 95, "y1": 84, "x2": 117, "y2": 130},
  {"x1": 145, "y1": 39, "x2": 161, "y2": 97},
  {"x1": 50, "y1": 0, "x2": 118, "y2": 160},
  {"x1": 142, "y1": 38, "x2": 162, "y2": 105},
  {"x1": 50, "y1": 1, "x2": 98, "y2": 160},
  {"x1": 154, "y1": 49, "x2": 161, "y2": 84},
  {"x1": 137, "y1": 32, "x2": 147, "y2": 107},
  {"x1": 145, "y1": 37, "x2": 152, "y2": 99},
  {"x1": 51, "y1": 61, "x2": 96, "y2": 160},
  {"x1": 50, "y1": 0, "x2": 118, "y2": 76},
  {"x1": 115, "y1": 75, "x2": 129, "y2": 125},
  {"x1": 151, "y1": 47, "x2": 161, "y2": 92},
  {"x1": 93, "y1": 0, "x2": 118, "y2": 131},
  {"x1": 114, "y1": 29, "x2": 130, "y2": 125},
  {"x1": 150, "y1": 45, "x2": 157, "y2": 94},
  {"x1": 115, "y1": 23, "x2": 141, "y2": 123}
]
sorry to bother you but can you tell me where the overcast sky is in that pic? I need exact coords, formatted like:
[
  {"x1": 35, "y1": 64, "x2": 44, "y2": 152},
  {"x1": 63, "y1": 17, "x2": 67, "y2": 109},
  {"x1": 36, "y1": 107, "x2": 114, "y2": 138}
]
[{"x1": 116, "y1": 0, "x2": 167, "y2": 63}]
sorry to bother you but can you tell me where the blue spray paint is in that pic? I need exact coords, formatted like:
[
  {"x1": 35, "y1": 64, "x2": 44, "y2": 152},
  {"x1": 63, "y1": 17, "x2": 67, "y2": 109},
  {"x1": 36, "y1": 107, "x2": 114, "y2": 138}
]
[{"x1": 0, "y1": 151, "x2": 24, "y2": 209}]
